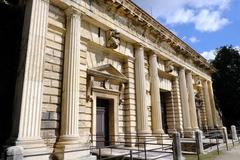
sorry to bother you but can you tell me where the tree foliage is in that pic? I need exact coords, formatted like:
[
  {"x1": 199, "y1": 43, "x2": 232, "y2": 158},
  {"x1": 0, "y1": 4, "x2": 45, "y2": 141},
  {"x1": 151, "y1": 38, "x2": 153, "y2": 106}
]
[{"x1": 211, "y1": 46, "x2": 240, "y2": 127}]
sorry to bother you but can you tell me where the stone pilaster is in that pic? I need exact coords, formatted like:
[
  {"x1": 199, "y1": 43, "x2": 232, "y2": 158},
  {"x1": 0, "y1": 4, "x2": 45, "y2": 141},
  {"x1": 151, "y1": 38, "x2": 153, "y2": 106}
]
[
  {"x1": 135, "y1": 44, "x2": 149, "y2": 134},
  {"x1": 208, "y1": 81, "x2": 218, "y2": 128},
  {"x1": 178, "y1": 68, "x2": 193, "y2": 137},
  {"x1": 8, "y1": 0, "x2": 50, "y2": 158},
  {"x1": 203, "y1": 80, "x2": 214, "y2": 129},
  {"x1": 186, "y1": 71, "x2": 199, "y2": 130},
  {"x1": 199, "y1": 87, "x2": 208, "y2": 130},
  {"x1": 149, "y1": 53, "x2": 164, "y2": 134},
  {"x1": 55, "y1": 7, "x2": 84, "y2": 160},
  {"x1": 172, "y1": 77, "x2": 184, "y2": 134},
  {"x1": 123, "y1": 57, "x2": 137, "y2": 145}
]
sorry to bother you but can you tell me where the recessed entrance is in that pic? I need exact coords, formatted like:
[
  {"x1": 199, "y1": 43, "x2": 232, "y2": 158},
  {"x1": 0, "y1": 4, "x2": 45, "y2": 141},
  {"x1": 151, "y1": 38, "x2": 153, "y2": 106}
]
[
  {"x1": 96, "y1": 98, "x2": 110, "y2": 148},
  {"x1": 160, "y1": 92, "x2": 168, "y2": 134}
]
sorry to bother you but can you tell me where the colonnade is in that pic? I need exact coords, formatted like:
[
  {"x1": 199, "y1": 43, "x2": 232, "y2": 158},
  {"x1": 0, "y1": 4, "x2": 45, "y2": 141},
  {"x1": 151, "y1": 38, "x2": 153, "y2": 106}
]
[
  {"x1": 134, "y1": 45, "x2": 219, "y2": 137},
  {"x1": 8, "y1": 0, "x2": 219, "y2": 158}
]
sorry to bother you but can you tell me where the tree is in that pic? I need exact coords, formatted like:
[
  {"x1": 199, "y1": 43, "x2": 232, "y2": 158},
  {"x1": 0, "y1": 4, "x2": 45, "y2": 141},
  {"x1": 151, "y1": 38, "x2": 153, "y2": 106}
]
[{"x1": 211, "y1": 46, "x2": 240, "y2": 128}]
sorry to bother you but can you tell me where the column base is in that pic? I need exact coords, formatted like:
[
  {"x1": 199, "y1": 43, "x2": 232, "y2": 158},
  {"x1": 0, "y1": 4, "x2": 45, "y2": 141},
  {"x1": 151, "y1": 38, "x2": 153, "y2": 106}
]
[
  {"x1": 6, "y1": 139, "x2": 50, "y2": 160},
  {"x1": 156, "y1": 134, "x2": 170, "y2": 144},
  {"x1": 152, "y1": 130, "x2": 169, "y2": 144},
  {"x1": 152, "y1": 129, "x2": 165, "y2": 135},
  {"x1": 183, "y1": 129, "x2": 195, "y2": 138},
  {"x1": 54, "y1": 144, "x2": 91, "y2": 160},
  {"x1": 55, "y1": 135, "x2": 91, "y2": 160}
]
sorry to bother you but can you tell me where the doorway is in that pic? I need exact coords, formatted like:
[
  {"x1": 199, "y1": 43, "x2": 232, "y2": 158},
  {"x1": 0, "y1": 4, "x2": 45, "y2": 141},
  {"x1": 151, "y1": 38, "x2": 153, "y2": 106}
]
[
  {"x1": 96, "y1": 98, "x2": 110, "y2": 148},
  {"x1": 160, "y1": 92, "x2": 168, "y2": 134}
]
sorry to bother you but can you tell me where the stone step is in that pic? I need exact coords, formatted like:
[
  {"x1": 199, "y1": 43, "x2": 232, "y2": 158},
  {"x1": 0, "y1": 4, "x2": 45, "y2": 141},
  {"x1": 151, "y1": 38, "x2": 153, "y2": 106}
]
[{"x1": 79, "y1": 155, "x2": 97, "y2": 160}]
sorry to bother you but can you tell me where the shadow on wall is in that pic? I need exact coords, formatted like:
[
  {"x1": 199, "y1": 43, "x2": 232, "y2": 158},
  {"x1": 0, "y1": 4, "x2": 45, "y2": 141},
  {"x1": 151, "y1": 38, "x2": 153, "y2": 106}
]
[{"x1": 0, "y1": 2, "x2": 24, "y2": 150}]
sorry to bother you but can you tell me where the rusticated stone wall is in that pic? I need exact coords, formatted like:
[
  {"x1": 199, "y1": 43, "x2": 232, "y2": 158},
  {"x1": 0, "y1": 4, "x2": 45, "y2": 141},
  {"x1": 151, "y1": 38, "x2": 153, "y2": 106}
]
[{"x1": 41, "y1": 5, "x2": 65, "y2": 149}]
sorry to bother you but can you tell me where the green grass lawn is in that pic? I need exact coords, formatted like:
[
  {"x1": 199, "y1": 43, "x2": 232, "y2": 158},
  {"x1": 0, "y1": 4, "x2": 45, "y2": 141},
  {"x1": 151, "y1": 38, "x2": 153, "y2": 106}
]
[{"x1": 184, "y1": 150, "x2": 221, "y2": 160}]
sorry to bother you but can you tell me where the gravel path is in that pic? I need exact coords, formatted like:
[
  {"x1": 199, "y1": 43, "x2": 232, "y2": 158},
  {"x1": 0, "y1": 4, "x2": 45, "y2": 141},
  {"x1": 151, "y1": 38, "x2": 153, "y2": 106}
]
[{"x1": 214, "y1": 144, "x2": 240, "y2": 160}]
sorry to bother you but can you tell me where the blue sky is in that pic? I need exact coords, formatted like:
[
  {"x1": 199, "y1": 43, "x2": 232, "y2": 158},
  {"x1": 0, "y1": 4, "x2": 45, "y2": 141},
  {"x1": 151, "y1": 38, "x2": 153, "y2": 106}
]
[{"x1": 132, "y1": 0, "x2": 240, "y2": 60}]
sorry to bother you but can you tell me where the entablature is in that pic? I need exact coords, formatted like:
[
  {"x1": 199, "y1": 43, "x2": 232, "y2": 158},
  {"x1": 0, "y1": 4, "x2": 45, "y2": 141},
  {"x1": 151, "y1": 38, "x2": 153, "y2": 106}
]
[{"x1": 50, "y1": 0, "x2": 213, "y2": 81}]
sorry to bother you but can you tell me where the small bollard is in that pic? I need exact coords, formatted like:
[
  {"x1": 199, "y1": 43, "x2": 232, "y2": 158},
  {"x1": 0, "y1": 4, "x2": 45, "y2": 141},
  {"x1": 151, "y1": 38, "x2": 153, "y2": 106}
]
[
  {"x1": 195, "y1": 131, "x2": 204, "y2": 154},
  {"x1": 6, "y1": 146, "x2": 24, "y2": 160},
  {"x1": 130, "y1": 150, "x2": 133, "y2": 160},
  {"x1": 173, "y1": 132, "x2": 182, "y2": 160},
  {"x1": 231, "y1": 125, "x2": 238, "y2": 140},
  {"x1": 222, "y1": 127, "x2": 229, "y2": 151}
]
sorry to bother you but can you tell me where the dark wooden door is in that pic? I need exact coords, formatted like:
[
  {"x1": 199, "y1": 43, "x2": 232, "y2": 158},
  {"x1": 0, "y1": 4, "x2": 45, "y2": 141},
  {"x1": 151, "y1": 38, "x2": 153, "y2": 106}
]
[
  {"x1": 96, "y1": 99, "x2": 109, "y2": 148},
  {"x1": 160, "y1": 93, "x2": 168, "y2": 133}
]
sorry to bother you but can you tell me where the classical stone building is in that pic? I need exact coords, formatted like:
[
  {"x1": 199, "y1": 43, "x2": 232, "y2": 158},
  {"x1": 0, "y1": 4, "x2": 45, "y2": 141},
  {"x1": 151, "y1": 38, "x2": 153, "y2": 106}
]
[{"x1": 3, "y1": 0, "x2": 222, "y2": 159}]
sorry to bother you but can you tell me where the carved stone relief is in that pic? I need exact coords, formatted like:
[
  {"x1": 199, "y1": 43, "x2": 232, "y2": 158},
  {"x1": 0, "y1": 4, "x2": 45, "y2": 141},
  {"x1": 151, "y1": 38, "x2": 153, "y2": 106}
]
[
  {"x1": 165, "y1": 60, "x2": 174, "y2": 73},
  {"x1": 106, "y1": 29, "x2": 120, "y2": 49}
]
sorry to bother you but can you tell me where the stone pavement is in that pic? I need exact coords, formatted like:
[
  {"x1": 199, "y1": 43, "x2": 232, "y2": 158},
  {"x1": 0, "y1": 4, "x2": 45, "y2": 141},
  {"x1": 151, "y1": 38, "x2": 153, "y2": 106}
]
[{"x1": 214, "y1": 144, "x2": 240, "y2": 160}]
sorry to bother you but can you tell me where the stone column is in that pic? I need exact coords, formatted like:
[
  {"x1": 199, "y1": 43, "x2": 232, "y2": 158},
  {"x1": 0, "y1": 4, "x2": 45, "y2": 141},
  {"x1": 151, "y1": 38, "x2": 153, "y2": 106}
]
[
  {"x1": 149, "y1": 52, "x2": 164, "y2": 134},
  {"x1": 135, "y1": 44, "x2": 149, "y2": 134},
  {"x1": 203, "y1": 80, "x2": 214, "y2": 129},
  {"x1": 179, "y1": 68, "x2": 193, "y2": 137},
  {"x1": 208, "y1": 81, "x2": 218, "y2": 127},
  {"x1": 8, "y1": 0, "x2": 49, "y2": 158},
  {"x1": 186, "y1": 71, "x2": 199, "y2": 130},
  {"x1": 55, "y1": 7, "x2": 82, "y2": 159}
]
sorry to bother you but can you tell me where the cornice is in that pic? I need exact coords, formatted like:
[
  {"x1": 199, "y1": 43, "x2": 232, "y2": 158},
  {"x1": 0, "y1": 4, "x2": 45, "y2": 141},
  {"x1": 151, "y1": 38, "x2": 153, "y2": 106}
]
[{"x1": 105, "y1": 0, "x2": 215, "y2": 73}]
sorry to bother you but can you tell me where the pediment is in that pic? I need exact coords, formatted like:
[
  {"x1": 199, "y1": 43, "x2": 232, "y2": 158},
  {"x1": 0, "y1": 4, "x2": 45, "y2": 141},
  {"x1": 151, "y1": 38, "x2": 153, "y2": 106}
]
[{"x1": 87, "y1": 64, "x2": 128, "y2": 82}]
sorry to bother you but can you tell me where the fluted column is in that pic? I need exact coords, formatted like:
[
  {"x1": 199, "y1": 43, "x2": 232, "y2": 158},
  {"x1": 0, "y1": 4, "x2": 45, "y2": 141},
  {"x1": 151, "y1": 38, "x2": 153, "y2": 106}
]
[
  {"x1": 186, "y1": 71, "x2": 199, "y2": 130},
  {"x1": 149, "y1": 53, "x2": 164, "y2": 134},
  {"x1": 11, "y1": 0, "x2": 49, "y2": 146},
  {"x1": 135, "y1": 44, "x2": 149, "y2": 134},
  {"x1": 179, "y1": 68, "x2": 193, "y2": 136},
  {"x1": 208, "y1": 81, "x2": 218, "y2": 127},
  {"x1": 203, "y1": 80, "x2": 214, "y2": 129},
  {"x1": 8, "y1": 0, "x2": 49, "y2": 157},
  {"x1": 57, "y1": 7, "x2": 81, "y2": 144}
]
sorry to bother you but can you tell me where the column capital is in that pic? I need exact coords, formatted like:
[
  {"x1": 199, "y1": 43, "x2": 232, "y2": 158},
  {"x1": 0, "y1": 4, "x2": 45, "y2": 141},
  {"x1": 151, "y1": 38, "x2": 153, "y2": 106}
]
[
  {"x1": 149, "y1": 50, "x2": 158, "y2": 57},
  {"x1": 65, "y1": 6, "x2": 81, "y2": 16},
  {"x1": 178, "y1": 66, "x2": 185, "y2": 71},
  {"x1": 185, "y1": 69, "x2": 193, "y2": 74},
  {"x1": 134, "y1": 42, "x2": 145, "y2": 49},
  {"x1": 201, "y1": 79, "x2": 208, "y2": 83}
]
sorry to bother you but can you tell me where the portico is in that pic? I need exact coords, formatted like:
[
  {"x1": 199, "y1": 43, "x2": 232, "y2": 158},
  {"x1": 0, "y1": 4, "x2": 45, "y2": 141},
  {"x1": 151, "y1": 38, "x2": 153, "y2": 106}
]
[{"x1": 4, "y1": 0, "x2": 223, "y2": 159}]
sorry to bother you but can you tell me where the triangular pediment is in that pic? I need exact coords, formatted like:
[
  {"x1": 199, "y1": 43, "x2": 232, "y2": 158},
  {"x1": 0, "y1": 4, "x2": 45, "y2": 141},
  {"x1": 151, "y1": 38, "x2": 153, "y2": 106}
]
[
  {"x1": 88, "y1": 64, "x2": 128, "y2": 82},
  {"x1": 93, "y1": 64, "x2": 126, "y2": 77}
]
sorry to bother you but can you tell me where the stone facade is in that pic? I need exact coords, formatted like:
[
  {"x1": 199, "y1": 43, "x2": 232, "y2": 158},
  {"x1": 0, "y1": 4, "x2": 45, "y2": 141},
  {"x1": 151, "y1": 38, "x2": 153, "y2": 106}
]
[{"x1": 4, "y1": 0, "x2": 222, "y2": 159}]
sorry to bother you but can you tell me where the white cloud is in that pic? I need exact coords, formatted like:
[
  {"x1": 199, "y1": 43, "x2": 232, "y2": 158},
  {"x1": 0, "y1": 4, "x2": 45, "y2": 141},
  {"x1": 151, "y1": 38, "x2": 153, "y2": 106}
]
[
  {"x1": 165, "y1": 8, "x2": 194, "y2": 24},
  {"x1": 133, "y1": 0, "x2": 231, "y2": 32},
  {"x1": 189, "y1": 36, "x2": 199, "y2": 43},
  {"x1": 194, "y1": 10, "x2": 229, "y2": 32},
  {"x1": 235, "y1": 46, "x2": 240, "y2": 51},
  {"x1": 201, "y1": 46, "x2": 240, "y2": 60},
  {"x1": 201, "y1": 49, "x2": 217, "y2": 60}
]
